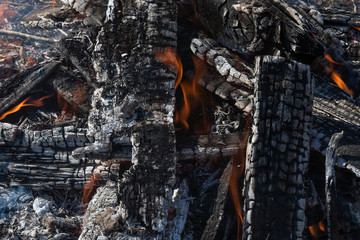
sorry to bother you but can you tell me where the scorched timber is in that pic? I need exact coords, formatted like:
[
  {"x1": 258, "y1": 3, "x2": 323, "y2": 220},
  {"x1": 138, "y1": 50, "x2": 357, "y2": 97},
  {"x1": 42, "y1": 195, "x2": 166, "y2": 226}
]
[
  {"x1": 191, "y1": 36, "x2": 360, "y2": 176},
  {"x1": 242, "y1": 56, "x2": 313, "y2": 240},
  {"x1": 0, "y1": 122, "x2": 243, "y2": 189}
]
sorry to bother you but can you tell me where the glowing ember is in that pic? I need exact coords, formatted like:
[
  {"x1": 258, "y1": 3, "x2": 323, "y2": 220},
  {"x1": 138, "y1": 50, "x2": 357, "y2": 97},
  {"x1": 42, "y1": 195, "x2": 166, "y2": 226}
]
[
  {"x1": 324, "y1": 54, "x2": 354, "y2": 96},
  {"x1": 229, "y1": 115, "x2": 251, "y2": 240},
  {"x1": 0, "y1": 94, "x2": 53, "y2": 121}
]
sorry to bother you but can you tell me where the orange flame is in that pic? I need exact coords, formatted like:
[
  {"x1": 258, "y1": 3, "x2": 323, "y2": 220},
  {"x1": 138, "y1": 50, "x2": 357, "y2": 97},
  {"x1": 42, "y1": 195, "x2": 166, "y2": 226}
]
[
  {"x1": 0, "y1": 94, "x2": 53, "y2": 121},
  {"x1": 331, "y1": 72, "x2": 354, "y2": 96},
  {"x1": 229, "y1": 115, "x2": 251, "y2": 240},
  {"x1": 174, "y1": 56, "x2": 206, "y2": 131},
  {"x1": 156, "y1": 48, "x2": 211, "y2": 133},
  {"x1": 353, "y1": 26, "x2": 360, "y2": 31},
  {"x1": 81, "y1": 172, "x2": 102, "y2": 210},
  {"x1": 154, "y1": 47, "x2": 183, "y2": 89},
  {"x1": 309, "y1": 220, "x2": 326, "y2": 239},
  {"x1": 324, "y1": 54, "x2": 354, "y2": 96},
  {"x1": 324, "y1": 53, "x2": 341, "y2": 65}
]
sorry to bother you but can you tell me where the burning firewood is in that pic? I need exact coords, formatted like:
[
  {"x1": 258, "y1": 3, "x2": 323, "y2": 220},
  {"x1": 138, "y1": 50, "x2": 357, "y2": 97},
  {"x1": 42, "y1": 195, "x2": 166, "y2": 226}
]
[{"x1": 1, "y1": 0, "x2": 360, "y2": 239}]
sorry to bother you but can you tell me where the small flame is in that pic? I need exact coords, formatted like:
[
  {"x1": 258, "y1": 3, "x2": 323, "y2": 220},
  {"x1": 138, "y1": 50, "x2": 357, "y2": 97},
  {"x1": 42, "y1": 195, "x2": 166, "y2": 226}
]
[
  {"x1": 330, "y1": 72, "x2": 354, "y2": 96},
  {"x1": 154, "y1": 47, "x2": 183, "y2": 89},
  {"x1": 353, "y1": 26, "x2": 360, "y2": 32},
  {"x1": 324, "y1": 53, "x2": 341, "y2": 65},
  {"x1": 308, "y1": 220, "x2": 326, "y2": 239},
  {"x1": 229, "y1": 115, "x2": 251, "y2": 240},
  {"x1": 0, "y1": 94, "x2": 53, "y2": 121},
  {"x1": 81, "y1": 172, "x2": 102, "y2": 210},
  {"x1": 324, "y1": 54, "x2": 354, "y2": 96}
]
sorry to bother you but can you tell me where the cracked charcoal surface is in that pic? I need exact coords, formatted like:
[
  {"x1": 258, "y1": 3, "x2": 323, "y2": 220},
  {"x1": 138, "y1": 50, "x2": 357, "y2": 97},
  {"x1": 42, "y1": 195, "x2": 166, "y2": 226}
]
[{"x1": 242, "y1": 56, "x2": 313, "y2": 240}]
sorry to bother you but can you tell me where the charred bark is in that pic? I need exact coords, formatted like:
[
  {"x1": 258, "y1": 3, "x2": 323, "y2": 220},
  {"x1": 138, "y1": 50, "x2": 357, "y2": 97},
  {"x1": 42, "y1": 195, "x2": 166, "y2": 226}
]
[
  {"x1": 242, "y1": 56, "x2": 313, "y2": 240},
  {"x1": 325, "y1": 131, "x2": 343, "y2": 240}
]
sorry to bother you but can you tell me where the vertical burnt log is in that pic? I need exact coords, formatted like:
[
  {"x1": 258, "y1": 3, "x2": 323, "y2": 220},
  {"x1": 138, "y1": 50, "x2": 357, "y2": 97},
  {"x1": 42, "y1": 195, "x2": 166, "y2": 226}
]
[
  {"x1": 242, "y1": 56, "x2": 313, "y2": 240},
  {"x1": 325, "y1": 131, "x2": 343, "y2": 240},
  {"x1": 75, "y1": 0, "x2": 177, "y2": 238}
]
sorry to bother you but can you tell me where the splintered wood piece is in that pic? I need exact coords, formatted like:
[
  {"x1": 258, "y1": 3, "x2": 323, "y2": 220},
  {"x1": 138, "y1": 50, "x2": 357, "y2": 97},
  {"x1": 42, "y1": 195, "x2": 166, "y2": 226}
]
[
  {"x1": 200, "y1": 160, "x2": 235, "y2": 240},
  {"x1": 0, "y1": 61, "x2": 60, "y2": 116},
  {"x1": 242, "y1": 56, "x2": 313, "y2": 240},
  {"x1": 325, "y1": 131, "x2": 343, "y2": 240}
]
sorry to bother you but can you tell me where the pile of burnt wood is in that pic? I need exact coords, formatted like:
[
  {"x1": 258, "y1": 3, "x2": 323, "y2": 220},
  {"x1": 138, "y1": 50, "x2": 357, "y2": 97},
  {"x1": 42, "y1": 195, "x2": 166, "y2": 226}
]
[{"x1": 1, "y1": 0, "x2": 360, "y2": 239}]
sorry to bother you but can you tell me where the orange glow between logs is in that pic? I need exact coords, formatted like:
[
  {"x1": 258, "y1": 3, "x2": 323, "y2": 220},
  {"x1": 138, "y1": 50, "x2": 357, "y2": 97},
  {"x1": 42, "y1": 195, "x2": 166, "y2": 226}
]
[
  {"x1": 0, "y1": 94, "x2": 53, "y2": 121},
  {"x1": 309, "y1": 220, "x2": 326, "y2": 239},
  {"x1": 155, "y1": 48, "x2": 210, "y2": 133},
  {"x1": 324, "y1": 54, "x2": 354, "y2": 96}
]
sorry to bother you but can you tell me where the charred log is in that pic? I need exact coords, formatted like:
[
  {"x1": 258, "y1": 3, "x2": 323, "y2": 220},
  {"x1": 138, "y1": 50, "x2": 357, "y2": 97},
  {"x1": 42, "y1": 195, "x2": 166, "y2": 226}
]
[
  {"x1": 325, "y1": 131, "x2": 343, "y2": 239},
  {"x1": 242, "y1": 55, "x2": 313, "y2": 240}
]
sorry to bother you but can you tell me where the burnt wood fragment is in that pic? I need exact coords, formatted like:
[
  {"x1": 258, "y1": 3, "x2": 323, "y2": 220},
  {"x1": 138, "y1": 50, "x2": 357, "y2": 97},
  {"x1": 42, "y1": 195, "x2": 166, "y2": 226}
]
[
  {"x1": 200, "y1": 160, "x2": 236, "y2": 240},
  {"x1": 49, "y1": 67, "x2": 93, "y2": 115},
  {"x1": 242, "y1": 56, "x2": 313, "y2": 240},
  {"x1": 325, "y1": 131, "x2": 343, "y2": 239}
]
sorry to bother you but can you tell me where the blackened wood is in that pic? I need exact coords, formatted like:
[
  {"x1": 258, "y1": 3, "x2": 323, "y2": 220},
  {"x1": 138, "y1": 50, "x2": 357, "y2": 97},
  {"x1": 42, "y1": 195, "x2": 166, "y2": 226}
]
[
  {"x1": 194, "y1": 0, "x2": 322, "y2": 60},
  {"x1": 190, "y1": 36, "x2": 360, "y2": 178},
  {"x1": 304, "y1": 176, "x2": 325, "y2": 227},
  {"x1": 0, "y1": 62, "x2": 60, "y2": 116},
  {"x1": 325, "y1": 131, "x2": 343, "y2": 240},
  {"x1": 200, "y1": 160, "x2": 235, "y2": 240},
  {"x1": 59, "y1": 36, "x2": 97, "y2": 88},
  {"x1": 50, "y1": 68, "x2": 93, "y2": 114},
  {"x1": 242, "y1": 56, "x2": 313, "y2": 240}
]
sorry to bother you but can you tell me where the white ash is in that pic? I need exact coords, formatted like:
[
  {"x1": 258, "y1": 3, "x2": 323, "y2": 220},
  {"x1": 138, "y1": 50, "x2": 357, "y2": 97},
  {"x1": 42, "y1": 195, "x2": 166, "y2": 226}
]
[
  {"x1": 0, "y1": 187, "x2": 82, "y2": 239},
  {"x1": 33, "y1": 197, "x2": 52, "y2": 218}
]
